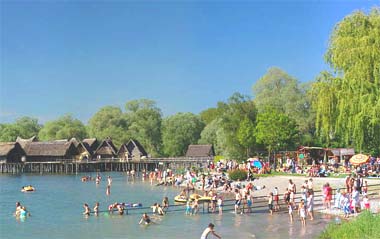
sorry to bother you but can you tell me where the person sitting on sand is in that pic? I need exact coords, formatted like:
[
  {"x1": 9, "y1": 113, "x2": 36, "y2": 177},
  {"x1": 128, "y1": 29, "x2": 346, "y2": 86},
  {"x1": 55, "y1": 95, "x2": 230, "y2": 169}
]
[{"x1": 139, "y1": 213, "x2": 152, "y2": 225}]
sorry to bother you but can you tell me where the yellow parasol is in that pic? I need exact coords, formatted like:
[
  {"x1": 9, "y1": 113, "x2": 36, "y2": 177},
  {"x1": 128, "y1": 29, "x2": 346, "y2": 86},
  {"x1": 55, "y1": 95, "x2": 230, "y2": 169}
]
[{"x1": 349, "y1": 154, "x2": 369, "y2": 165}]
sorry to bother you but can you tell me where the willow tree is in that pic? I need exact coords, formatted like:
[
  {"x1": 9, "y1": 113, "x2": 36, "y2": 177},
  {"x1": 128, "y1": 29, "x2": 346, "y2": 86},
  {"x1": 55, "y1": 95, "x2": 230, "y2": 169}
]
[{"x1": 313, "y1": 8, "x2": 380, "y2": 153}]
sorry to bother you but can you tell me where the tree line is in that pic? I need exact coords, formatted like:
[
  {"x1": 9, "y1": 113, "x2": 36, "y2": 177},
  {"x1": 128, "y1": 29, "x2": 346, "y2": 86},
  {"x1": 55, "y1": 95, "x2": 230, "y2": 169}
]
[{"x1": 1, "y1": 8, "x2": 379, "y2": 159}]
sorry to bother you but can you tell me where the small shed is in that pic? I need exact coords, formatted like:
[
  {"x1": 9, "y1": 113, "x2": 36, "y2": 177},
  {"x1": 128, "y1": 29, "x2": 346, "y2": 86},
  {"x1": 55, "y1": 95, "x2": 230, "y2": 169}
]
[
  {"x1": 0, "y1": 142, "x2": 26, "y2": 163},
  {"x1": 185, "y1": 144, "x2": 215, "y2": 158},
  {"x1": 24, "y1": 140, "x2": 79, "y2": 162},
  {"x1": 94, "y1": 138, "x2": 118, "y2": 160},
  {"x1": 118, "y1": 139, "x2": 148, "y2": 161},
  {"x1": 328, "y1": 148, "x2": 355, "y2": 163}
]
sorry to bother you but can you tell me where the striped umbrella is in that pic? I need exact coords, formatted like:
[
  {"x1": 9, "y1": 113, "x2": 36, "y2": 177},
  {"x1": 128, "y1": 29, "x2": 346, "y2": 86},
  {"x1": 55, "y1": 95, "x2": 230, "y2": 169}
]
[{"x1": 349, "y1": 154, "x2": 369, "y2": 165}]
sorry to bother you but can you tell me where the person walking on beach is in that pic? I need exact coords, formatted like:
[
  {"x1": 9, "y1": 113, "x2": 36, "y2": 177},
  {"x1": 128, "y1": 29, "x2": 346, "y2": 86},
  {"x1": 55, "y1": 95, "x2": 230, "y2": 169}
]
[
  {"x1": 200, "y1": 223, "x2": 221, "y2": 239},
  {"x1": 268, "y1": 192, "x2": 274, "y2": 215},
  {"x1": 234, "y1": 189, "x2": 242, "y2": 214}
]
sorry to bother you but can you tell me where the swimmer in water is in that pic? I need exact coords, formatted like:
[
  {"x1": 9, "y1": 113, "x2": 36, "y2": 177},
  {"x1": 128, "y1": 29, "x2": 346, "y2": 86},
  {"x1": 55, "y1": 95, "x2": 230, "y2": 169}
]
[{"x1": 139, "y1": 213, "x2": 152, "y2": 225}]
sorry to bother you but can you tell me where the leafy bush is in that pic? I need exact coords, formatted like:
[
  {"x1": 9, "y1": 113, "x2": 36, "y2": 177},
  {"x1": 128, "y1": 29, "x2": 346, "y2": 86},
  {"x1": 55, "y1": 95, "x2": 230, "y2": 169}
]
[
  {"x1": 319, "y1": 211, "x2": 380, "y2": 239},
  {"x1": 228, "y1": 169, "x2": 247, "y2": 181}
]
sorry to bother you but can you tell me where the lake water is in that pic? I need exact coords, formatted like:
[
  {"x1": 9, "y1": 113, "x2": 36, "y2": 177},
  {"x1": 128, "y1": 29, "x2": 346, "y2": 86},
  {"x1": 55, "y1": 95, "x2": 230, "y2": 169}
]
[{"x1": 0, "y1": 173, "x2": 333, "y2": 239}]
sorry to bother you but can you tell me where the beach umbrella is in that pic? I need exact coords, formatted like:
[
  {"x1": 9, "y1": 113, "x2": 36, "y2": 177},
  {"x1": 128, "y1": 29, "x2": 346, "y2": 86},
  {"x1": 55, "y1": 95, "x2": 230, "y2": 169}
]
[
  {"x1": 349, "y1": 154, "x2": 369, "y2": 165},
  {"x1": 252, "y1": 159, "x2": 263, "y2": 169}
]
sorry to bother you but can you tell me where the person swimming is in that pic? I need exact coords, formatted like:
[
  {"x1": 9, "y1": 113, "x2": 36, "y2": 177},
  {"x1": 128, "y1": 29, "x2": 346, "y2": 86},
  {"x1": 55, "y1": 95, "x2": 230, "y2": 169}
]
[{"x1": 139, "y1": 213, "x2": 152, "y2": 225}]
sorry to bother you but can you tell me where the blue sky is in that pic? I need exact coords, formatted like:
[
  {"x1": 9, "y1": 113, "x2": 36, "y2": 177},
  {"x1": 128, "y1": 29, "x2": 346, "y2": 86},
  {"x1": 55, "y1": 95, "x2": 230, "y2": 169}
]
[{"x1": 1, "y1": 1, "x2": 378, "y2": 124}]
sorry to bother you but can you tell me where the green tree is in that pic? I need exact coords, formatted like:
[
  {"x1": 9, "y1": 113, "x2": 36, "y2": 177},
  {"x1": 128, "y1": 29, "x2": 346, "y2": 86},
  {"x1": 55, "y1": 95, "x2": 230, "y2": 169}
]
[
  {"x1": 125, "y1": 99, "x2": 162, "y2": 156},
  {"x1": 237, "y1": 116, "x2": 256, "y2": 157},
  {"x1": 88, "y1": 106, "x2": 129, "y2": 147},
  {"x1": 198, "y1": 118, "x2": 227, "y2": 156},
  {"x1": 314, "y1": 8, "x2": 380, "y2": 153},
  {"x1": 0, "y1": 117, "x2": 41, "y2": 142},
  {"x1": 162, "y1": 113, "x2": 205, "y2": 157},
  {"x1": 311, "y1": 71, "x2": 341, "y2": 146},
  {"x1": 255, "y1": 109, "x2": 299, "y2": 159},
  {"x1": 199, "y1": 107, "x2": 223, "y2": 125},
  {"x1": 253, "y1": 67, "x2": 315, "y2": 145},
  {"x1": 219, "y1": 93, "x2": 257, "y2": 160},
  {"x1": 38, "y1": 114, "x2": 88, "y2": 141}
]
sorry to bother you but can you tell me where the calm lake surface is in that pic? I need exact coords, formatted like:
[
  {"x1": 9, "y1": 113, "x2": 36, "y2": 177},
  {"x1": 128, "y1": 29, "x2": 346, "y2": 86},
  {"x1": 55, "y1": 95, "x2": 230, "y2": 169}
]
[{"x1": 0, "y1": 173, "x2": 333, "y2": 239}]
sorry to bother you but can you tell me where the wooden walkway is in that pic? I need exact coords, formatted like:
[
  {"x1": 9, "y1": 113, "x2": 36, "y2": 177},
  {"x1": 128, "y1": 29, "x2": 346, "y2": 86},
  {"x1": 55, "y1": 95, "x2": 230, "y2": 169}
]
[
  {"x1": 0, "y1": 157, "x2": 211, "y2": 174},
  {"x1": 99, "y1": 184, "x2": 380, "y2": 216}
]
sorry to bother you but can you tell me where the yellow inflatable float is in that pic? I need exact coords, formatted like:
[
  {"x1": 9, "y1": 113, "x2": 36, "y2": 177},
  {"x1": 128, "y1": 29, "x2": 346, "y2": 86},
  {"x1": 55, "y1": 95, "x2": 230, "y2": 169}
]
[
  {"x1": 21, "y1": 185, "x2": 35, "y2": 192},
  {"x1": 174, "y1": 195, "x2": 187, "y2": 203},
  {"x1": 190, "y1": 193, "x2": 211, "y2": 202}
]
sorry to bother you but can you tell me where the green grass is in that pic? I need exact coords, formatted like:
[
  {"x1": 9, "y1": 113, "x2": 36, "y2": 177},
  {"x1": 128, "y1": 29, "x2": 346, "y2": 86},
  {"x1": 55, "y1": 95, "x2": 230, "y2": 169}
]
[{"x1": 319, "y1": 211, "x2": 380, "y2": 239}]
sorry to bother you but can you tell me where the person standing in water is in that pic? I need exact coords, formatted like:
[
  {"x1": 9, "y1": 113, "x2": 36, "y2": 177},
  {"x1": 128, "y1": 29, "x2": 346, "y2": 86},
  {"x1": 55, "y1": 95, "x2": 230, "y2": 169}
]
[
  {"x1": 83, "y1": 203, "x2": 91, "y2": 216},
  {"x1": 200, "y1": 223, "x2": 221, "y2": 239},
  {"x1": 93, "y1": 202, "x2": 99, "y2": 216}
]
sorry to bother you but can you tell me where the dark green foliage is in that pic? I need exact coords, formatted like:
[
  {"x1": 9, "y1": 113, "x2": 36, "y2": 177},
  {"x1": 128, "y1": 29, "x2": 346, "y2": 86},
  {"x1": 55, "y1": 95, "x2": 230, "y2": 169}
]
[
  {"x1": 0, "y1": 117, "x2": 41, "y2": 142},
  {"x1": 319, "y1": 211, "x2": 380, "y2": 239},
  {"x1": 228, "y1": 169, "x2": 247, "y2": 181},
  {"x1": 39, "y1": 114, "x2": 87, "y2": 141},
  {"x1": 162, "y1": 113, "x2": 205, "y2": 157}
]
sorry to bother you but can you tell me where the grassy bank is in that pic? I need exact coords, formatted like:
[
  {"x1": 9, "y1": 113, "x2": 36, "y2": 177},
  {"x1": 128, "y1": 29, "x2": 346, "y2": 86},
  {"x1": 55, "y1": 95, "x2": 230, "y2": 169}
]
[{"x1": 319, "y1": 211, "x2": 380, "y2": 239}]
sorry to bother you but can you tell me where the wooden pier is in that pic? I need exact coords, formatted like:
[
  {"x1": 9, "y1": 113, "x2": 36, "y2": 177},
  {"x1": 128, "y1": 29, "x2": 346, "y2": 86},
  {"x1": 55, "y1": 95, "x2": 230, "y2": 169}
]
[{"x1": 0, "y1": 157, "x2": 211, "y2": 174}]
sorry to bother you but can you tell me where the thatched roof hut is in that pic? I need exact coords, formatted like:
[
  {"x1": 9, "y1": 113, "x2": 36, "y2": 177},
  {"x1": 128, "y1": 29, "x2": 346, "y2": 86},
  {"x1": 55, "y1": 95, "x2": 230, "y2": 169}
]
[
  {"x1": 185, "y1": 144, "x2": 215, "y2": 158},
  {"x1": 94, "y1": 138, "x2": 118, "y2": 160},
  {"x1": 117, "y1": 139, "x2": 148, "y2": 161},
  {"x1": 82, "y1": 138, "x2": 99, "y2": 155},
  {"x1": 24, "y1": 140, "x2": 79, "y2": 162},
  {"x1": 16, "y1": 136, "x2": 38, "y2": 148},
  {"x1": 74, "y1": 142, "x2": 92, "y2": 161},
  {"x1": 0, "y1": 142, "x2": 26, "y2": 163}
]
